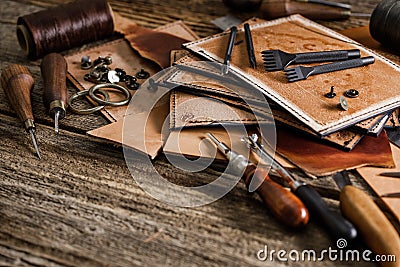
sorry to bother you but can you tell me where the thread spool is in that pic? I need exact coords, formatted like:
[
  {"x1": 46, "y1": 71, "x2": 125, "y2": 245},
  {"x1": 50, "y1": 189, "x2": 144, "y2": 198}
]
[
  {"x1": 17, "y1": 0, "x2": 115, "y2": 59},
  {"x1": 370, "y1": 0, "x2": 400, "y2": 50}
]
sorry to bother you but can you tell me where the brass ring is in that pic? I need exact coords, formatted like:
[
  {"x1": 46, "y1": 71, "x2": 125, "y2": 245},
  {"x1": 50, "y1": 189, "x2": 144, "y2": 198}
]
[
  {"x1": 68, "y1": 89, "x2": 110, "y2": 115},
  {"x1": 88, "y1": 83, "x2": 131, "y2": 107}
]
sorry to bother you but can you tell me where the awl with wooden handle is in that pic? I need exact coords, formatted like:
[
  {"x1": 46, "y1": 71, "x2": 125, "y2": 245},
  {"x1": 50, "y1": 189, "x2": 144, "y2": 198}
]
[
  {"x1": 206, "y1": 133, "x2": 309, "y2": 228},
  {"x1": 1, "y1": 64, "x2": 41, "y2": 159},
  {"x1": 333, "y1": 171, "x2": 400, "y2": 267},
  {"x1": 41, "y1": 53, "x2": 68, "y2": 134}
]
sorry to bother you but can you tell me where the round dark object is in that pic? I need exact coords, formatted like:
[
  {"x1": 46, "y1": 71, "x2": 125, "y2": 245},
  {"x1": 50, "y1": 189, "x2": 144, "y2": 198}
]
[
  {"x1": 344, "y1": 89, "x2": 359, "y2": 98},
  {"x1": 370, "y1": 0, "x2": 400, "y2": 49},
  {"x1": 126, "y1": 81, "x2": 140, "y2": 90},
  {"x1": 135, "y1": 68, "x2": 150, "y2": 79},
  {"x1": 80, "y1": 55, "x2": 92, "y2": 70},
  {"x1": 325, "y1": 92, "x2": 336, "y2": 98},
  {"x1": 222, "y1": 0, "x2": 262, "y2": 12},
  {"x1": 324, "y1": 86, "x2": 336, "y2": 98}
]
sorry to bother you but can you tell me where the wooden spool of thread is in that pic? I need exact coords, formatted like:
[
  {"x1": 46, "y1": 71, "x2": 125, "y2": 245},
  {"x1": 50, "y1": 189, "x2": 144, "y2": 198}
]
[
  {"x1": 370, "y1": 0, "x2": 400, "y2": 50},
  {"x1": 17, "y1": 0, "x2": 115, "y2": 59}
]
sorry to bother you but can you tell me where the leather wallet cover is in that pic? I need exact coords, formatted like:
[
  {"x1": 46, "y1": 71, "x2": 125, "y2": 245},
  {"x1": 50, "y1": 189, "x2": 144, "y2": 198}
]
[
  {"x1": 167, "y1": 60, "x2": 365, "y2": 150},
  {"x1": 183, "y1": 15, "x2": 400, "y2": 136}
]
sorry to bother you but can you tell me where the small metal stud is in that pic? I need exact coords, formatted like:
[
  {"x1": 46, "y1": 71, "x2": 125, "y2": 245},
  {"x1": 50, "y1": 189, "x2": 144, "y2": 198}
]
[
  {"x1": 104, "y1": 56, "x2": 112, "y2": 65},
  {"x1": 325, "y1": 86, "x2": 336, "y2": 98},
  {"x1": 107, "y1": 70, "x2": 120, "y2": 83},
  {"x1": 135, "y1": 68, "x2": 150, "y2": 79},
  {"x1": 93, "y1": 57, "x2": 105, "y2": 66},
  {"x1": 126, "y1": 81, "x2": 140, "y2": 90},
  {"x1": 338, "y1": 96, "x2": 349, "y2": 111},
  {"x1": 81, "y1": 56, "x2": 92, "y2": 70},
  {"x1": 344, "y1": 89, "x2": 359, "y2": 98}
]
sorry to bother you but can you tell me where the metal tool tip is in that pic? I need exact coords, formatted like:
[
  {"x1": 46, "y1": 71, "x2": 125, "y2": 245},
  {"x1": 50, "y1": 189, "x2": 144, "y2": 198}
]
[
  {"x1": 54, "y1": 110, "x2": 60, "y2": 134},
  {"x1": 29, "y1": 128, "x2": 41, "y2": 159},
  {"x1": 220, "y1": 64, "x2": 229, "y2": 75},
  {"x1": 206, "y1": 132, "x2": 218, "y2": 143}
]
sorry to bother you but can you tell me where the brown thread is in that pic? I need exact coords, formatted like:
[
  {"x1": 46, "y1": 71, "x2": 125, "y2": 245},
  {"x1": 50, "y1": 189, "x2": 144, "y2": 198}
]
[{"x1": 17, "y1": 0, "x2": 114, "y2": 59}]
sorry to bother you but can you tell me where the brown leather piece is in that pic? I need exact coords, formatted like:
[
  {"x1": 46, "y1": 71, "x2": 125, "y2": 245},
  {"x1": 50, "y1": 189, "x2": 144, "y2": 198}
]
[
  {"x1": 125, "y1": 27, "x2": 190, "y2": 69},
  {"x1": 163, "y1": 126, "x2": 295, "y2": 169},
  {"x1": 66, "y1": 19, "x2": 198, "y2": 124},
  {"x1": 87, "y1": 102, "x2": 169, "y2": 159},
  {"x1": 168, "y1": 59, "x2": 364, "y2": 150},
  {"x1": 276, "y1": 128, "x2": 395, "y2": 176},
  {"x1": 183, "y1": 15, "x2": 400, "y2": 136},
  {"x1": 66, "y1": 39, "x2": 160, "y2": 122},
  {"x1": 357, "y1": 144, "x2": 400, "y2": 222},
  {"x1": 170, "y1": 91, "x2": 271, "y2": 129}
]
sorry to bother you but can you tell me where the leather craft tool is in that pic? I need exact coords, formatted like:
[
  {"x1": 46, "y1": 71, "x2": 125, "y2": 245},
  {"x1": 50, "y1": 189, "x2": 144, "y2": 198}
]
[
  {"x1": 380, "y1": 192, "x2": 400, "y2": 198},
  {"x1": 243, "y1": 134, "x2": 358, "y2": 242},
  {"x1": 261, "y1": 49, "x2": 360, "y2": 71},
  {"x1": 244, "y1": 23, "x2": 256, "y2": 69},
  {"x1": 41, "y1": 53, "x2": 68, "y2": 134},
  {"x1": 333, "y1": 171, "x2": 400, "y2": 266},
  {"x1": 221, "y1": 26, "x2": 237, "y2": 75},
  {"x1": 284, "y1": 56, "x2": 375, "y2": 82},
  {"x1": 1, "y1": 64, "x2": 41, "y2": 159},
  {"x1": 206, "y1": 133, "x2": 309, "y2": 228}
]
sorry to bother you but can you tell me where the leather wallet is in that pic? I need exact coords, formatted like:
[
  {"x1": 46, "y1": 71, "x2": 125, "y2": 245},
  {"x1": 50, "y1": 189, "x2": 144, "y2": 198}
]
[
  {"x1": 183, "y1": 15, "x2": 400, "y2": 136},
  {"x1": 167, "y1": 59, "x2": 365, "y2": 150}
]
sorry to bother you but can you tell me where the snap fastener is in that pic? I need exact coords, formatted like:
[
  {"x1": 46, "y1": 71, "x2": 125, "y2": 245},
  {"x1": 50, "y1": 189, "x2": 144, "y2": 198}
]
[
  {"x1": 344, "y1": 89, "x2": 359, "y2": 98},
  {"x1": 338, "y1": 96, "x2": 349, "y2": 111},
  {"x1": 135, "y1": 68, "x2": 150, "y2": 79},
  {"x1": 325, "y1": 86, "x2": 336, "y2": 98}
]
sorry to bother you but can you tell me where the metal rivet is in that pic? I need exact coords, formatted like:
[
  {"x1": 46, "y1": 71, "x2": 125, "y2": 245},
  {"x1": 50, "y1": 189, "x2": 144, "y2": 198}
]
[
  {"x1": 126, "y1": 75, "x2": 140, "y2": 90},
  {"x1": 126, "y1": 81, "x2": 140, "y2": 90},
  {"x1": 325, "y1": 86, "x2": 336, "y2": 98},
  {"x1": 104, "y1": 56, "x2": 112, "y2": 65},
  {"x1": 80, "y1": 56, "x2": 92, "y2": 70},
  {"x1": 107, "y1": 70, "x2": 120, "y2": 83},
  {"x1": 338, "y1": 96, "x2": 349, "y2": 111},
  {"x1": 344, "y1": 89, "x2": 359, "y2": 98},
  {"x1": 135, "y1": 68, "x2": 150, "y2": 79}
]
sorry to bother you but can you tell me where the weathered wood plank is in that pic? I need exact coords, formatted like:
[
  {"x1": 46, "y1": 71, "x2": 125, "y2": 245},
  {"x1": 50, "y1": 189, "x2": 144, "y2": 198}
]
[
  {"x1": 0, "y1": 0, "x2": 393, "y2": 266},
  {"x1": 0, "y1": 112, "x2": 378, "y2": 266}
]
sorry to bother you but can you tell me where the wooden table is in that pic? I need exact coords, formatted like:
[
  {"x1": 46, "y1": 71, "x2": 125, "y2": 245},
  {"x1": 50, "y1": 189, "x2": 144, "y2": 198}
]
[{"x1": 0, "y1": 0, "x2": 396, "y2": 266}]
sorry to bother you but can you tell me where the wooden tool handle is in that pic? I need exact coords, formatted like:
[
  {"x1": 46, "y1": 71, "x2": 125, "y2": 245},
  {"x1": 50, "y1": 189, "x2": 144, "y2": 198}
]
[
  {"x1": 340, "y1": 186, "x2": 400, "y2": 267},
  {"x1": 295, "y1": 184, "x2": 358, "y2": 242},
  {"x1": 0, "y1": 64, "x2": 35, "y2": 123},
  {"x1": 41, "y1": 53, "x2": 68, "y2": 112},
  {"x1": 243, "y1": 165, "x2": 309, "y2": 228}
]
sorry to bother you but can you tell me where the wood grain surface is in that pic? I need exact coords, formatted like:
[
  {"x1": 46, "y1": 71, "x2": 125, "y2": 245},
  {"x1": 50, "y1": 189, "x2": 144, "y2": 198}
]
[{"x1": 0, "y1": 0, "x2": 396, "y2": 266}]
